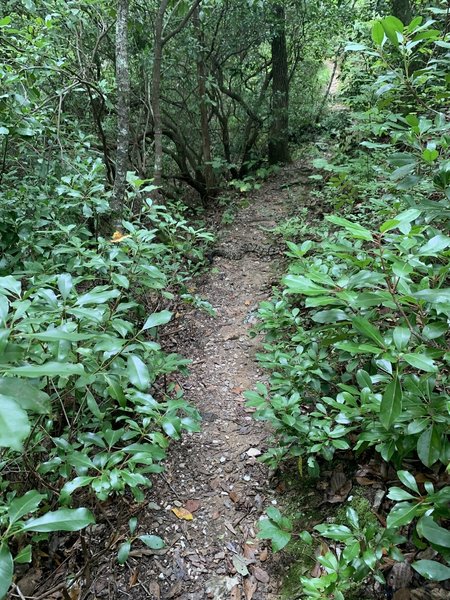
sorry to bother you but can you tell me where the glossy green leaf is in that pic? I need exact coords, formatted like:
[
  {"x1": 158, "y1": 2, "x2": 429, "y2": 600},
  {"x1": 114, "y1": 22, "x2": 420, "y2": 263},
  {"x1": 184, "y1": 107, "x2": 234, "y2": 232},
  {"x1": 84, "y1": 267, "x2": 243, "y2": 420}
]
[
  {"x1": 127, "y1": 355, "x2": 150, "y2": 391},
  {"x1": 314, "y1": 523, "x2": 354, "y2": 541},
  {"x1": 386, "y1": 502, "x2": 418, "y2": 528},
  {"x1": 0, "y1": 395, "x2": 30, "y2": 451},
  {"x1": 15, "y1": 544, "x2": 32, "y2": 564},
  {"x1": 326, "y1": 215, "x2": 373, "y2": 241},
  {"x1": 352, "y1": 317, "x2": 385, "y2": 347},
  {"x1": 283, "y1": 275, "x2": 330, "y2": 296},
  {"x1": 418, "y1": 235, "x2": 450, "y2": 256},
  {"x1": 142, "y1": 310, "x2": 172, "y2": 331},
  {"x1": 380, "y1": 376, "x2": 402, "y2": 430},
  {"x1": 412, "y1": 560, "x2": 450, "y2": 582},
  {"x1": 117, "y1": 541, "x2": 131, "y2": 564},
  {"x1": 382, "y1": 15, "x2": 404, "y2": 46},
  {"x1": 392, "y1": 326, "x2": 410, "y2": 351},
  {"x1": 22, "y1": 508, "x2": 95, "y2": 532},
  {"x1": 417, "y1": 425, "x2": 441, "y2": 467},
  {"x1": 0, "y1": 544, "x2": 13, "y2": 600},
  {"x1": 75, "y1": 287, "x2": 120, "y2": 306},
  {"x1": 8, "y1": 490, "x2": 46, "y2": 524},
  {"x1": 139, "y1": 535, "x2": 165, "y2": 549},
  {"x1": 372, "y1": 21, "x2": 384, "y2": 45},
  {"x1": 403, "y1": 353, "x2": 437, "y2": 373},
  {"x1": 0, "y1": 378, "x2": 50, "y2": 413},
  {"x1": 8, "y1": 362, "x2": 85, "y2": 378},
  {"x1": 417, "y1": 516, "x2": 450, "y2": 548},
  {"x1": 312, "y1": 309, "x2": 349, "y2": 323},
  {"x1": 397, "y1": 470, "x2": 420, "y2": 494},
  {"x1": 257, "y1": 518, "x2": 291, "y2": 551},
  {"x1": 387, "y1": 486, "x2": 415, "y2": 501},
  {"x1": 57, "y1": 274, "x2": 73, "y2": 299}
]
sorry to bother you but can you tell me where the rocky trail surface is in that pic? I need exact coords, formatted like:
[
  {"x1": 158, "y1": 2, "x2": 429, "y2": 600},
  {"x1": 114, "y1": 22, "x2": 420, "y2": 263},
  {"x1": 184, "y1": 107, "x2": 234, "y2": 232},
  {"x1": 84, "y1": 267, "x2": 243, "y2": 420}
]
[{"x1": 105, "y1": 163, "x2": 315, "y2": 600}]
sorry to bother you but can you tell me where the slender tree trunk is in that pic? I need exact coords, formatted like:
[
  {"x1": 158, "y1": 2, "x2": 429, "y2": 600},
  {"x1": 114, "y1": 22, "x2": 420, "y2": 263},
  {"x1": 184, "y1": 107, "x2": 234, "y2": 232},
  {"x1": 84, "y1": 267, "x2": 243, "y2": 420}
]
[
  {"x1": 111, "y1": 0, "x2": 130, "y2": 227},
  {"x1": 152, "y1": 0, "x2": 169, "y2": 190},
  {"x1": 391, "y1": 0, "x2": 412, "y2": 23},
  {"x1": 193, "y1": 7, "x2": 215, "y2": 200},
  {"x1": 268, "y1": 2, "x2": 290, "y2": 165}
]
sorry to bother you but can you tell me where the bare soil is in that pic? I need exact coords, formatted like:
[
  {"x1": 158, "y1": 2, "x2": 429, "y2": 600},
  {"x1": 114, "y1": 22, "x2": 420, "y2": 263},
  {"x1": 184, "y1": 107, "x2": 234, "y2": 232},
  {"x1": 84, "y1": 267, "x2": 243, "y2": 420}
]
[{"x1": 104, "y1": 164, "x2": 312, "y2": 600}]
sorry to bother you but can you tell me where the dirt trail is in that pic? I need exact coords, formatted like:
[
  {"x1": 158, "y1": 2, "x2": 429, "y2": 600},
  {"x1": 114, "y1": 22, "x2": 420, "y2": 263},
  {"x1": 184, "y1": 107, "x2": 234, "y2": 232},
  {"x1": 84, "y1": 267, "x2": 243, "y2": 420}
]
[{"x1": 116, "y1": 164, "x2": 313, "y2": 600}]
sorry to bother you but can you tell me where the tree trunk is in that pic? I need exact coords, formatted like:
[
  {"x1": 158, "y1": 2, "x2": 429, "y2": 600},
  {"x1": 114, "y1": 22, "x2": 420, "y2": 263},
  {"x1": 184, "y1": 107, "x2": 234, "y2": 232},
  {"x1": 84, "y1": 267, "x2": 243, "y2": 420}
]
[
  {"x1": 193, "y1": 7, "x2": 216, "y2": 201},
  {"x1": 151, "y1": 0, "x2": 169, "y2": 190},
  {"x1": 268, "y1": 2, "x2": 290, "y2": 165},
  {"x1": 111, "y1": 0, "x2": 130, "y2": 228},
  {"x1": 391, "y1": 0, "x2": 412, "y2": 24}
]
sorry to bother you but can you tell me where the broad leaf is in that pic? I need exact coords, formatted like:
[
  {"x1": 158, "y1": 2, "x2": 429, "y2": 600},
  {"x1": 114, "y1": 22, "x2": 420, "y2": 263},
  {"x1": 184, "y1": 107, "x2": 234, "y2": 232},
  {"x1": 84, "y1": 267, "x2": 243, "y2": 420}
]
[
  {"x1": 139, "y1": 535, "x2": 165, "y2": 549},
  {"x1": 380, "y1": 376, "x2": 402, "y2": 430},
  {"x1": 417, "y1": 516, "x2": 450, "y2": 548},
  {"x1": 403, "y1": 353, "x2": 437, "y2": 372},
  {"x1": 75, "y1": 288, "x2": 120, "y2": 306},
  {"x1": 412, "y1": 560, "x2": 450, "y2": 582},
  {"x1": 392, "y1": 326, "x2": 410, "y2": 351},
  {"x1": 257, "y1": 518, "x2": 291, "y2": 551},
  {"x1": 117, "y1": 541, "x2": 131, "y2": 564},
  {"x1": 352, "y1": 317, "x2": 385, "y2": 347},
  {"x1": 8, "y1": 490, "x2": 46, "y2": 524},
  {"x1": 326, "y1": 215, "x2": 373, "y2": 241},
  {"x1": 142, "y1": 310, "x2": 172, "y2": 331},
  {"x1": 0, "y1": 378, "x2": 50, "y2": 413},
  {"x1": 386, "y1": 502, "x2": 419, "y2": 528},
  {"x1": 382, "y1": 15, "x2": 404, "y2": 47},
  {"x1": 372, "y1": 21, "x2": 384, "y2": 45},
  {"x1": 127, "y1": 355, "x2": 150, "y2": 391},
  {"x1": 0, "y1": 395, "x2": 30, "y2": 451},
  {"x1": 397, "y1": 470, "x2": 420, "y2": 494},
  {"x1": 0, "y1": 544, "x2": 13, "y2": 600},
  {"x1": 8, "y1": 362, "x2": 85, "y2": 378},
  {"x1": 314, "y1": 523, "x2": 354, "y2": 541},
  {"x1": 417, "y1": 425, "x2": 441, "y2": 467},
  {"x1": 22, "y1": 508, "x2": 95, "y2": 532}
]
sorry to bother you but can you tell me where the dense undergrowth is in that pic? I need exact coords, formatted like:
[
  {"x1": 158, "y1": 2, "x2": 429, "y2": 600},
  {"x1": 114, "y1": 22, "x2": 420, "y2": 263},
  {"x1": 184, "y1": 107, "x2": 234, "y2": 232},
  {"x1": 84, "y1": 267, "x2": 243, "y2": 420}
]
[
  {"x1": 249, "y1": 10, "x2": 450, "y2": 600},
  {"x1": 0, "y1": 181, "x2": 214, "y2": 594},
  {"x1": 0, "y1": 62, "x2": 215, "y2": 600}
]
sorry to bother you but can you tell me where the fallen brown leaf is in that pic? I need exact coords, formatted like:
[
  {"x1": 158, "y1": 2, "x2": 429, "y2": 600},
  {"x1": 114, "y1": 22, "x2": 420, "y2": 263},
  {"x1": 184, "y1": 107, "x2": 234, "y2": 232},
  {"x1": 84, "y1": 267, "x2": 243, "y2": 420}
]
[
  {"x1": 230, "y1": 584, "x2": 241, "y2": 600},
  {"x1": 355, "y1": 476, "x2": 375, "y2": 486},
  {"x1": 149, "y1": 582, "x2": 161, "y2": 599},
  {"x1": 225, "y1": 520, "x2": 237, "y2": 535},
  {"x1": 243, "y1": 543, "x2": 256, "y2": 560},
  {"x1": 259, "y1": 547, "x2": 268, "y2": 562},
  {"x1": 166, "y1": 581, "x2": 183, "y2": 599},
  {"x1": 184, "y1": 499, "x2": 200, "y2": 513},
  {"x1": 229, "y1": 491, "x2": 240, "y2": 504},
  {"x1": 252, "y1": 566, "x2": 270, "y2": 583},
  {"x1": 243, "y1": 576, "x2": 258, "y2": 600},
  {"x1": 128, "y1": 568, "x2": 139, "y2": 587}
]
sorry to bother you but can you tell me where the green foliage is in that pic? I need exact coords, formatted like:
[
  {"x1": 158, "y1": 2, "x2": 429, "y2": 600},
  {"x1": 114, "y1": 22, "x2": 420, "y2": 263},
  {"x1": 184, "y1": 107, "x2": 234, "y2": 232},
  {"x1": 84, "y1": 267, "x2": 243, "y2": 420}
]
[
  {"x1": 250, "y1": 7, "x2": 450, "y2": 597},
  {"x1": 117, "y1": 518, "x2": 165, "y2": 565},
  {"x1": 257, "y1": 506, "x2": 293, "y2": 552}
]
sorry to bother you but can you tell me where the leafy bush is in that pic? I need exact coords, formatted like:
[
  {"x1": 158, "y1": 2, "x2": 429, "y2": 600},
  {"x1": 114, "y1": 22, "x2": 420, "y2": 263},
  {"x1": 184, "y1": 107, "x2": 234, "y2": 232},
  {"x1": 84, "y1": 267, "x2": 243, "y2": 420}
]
[{"x1": 249, "y1": 11, "x2": 450, "y2": 598}]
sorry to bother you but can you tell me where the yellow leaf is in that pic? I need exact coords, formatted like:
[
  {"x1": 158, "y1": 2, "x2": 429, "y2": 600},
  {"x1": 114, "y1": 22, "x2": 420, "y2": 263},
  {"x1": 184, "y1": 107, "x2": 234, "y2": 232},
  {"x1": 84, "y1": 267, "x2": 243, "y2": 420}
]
[
  {"x1": 110, "y1": 231, "x2": 131, "y2": 243},
  {"x1": 171, "y1": 507, "x2": 193, "y2": 521},
  {"x1": 297, "y1": 456, "x2": 303, "y2": 478}
]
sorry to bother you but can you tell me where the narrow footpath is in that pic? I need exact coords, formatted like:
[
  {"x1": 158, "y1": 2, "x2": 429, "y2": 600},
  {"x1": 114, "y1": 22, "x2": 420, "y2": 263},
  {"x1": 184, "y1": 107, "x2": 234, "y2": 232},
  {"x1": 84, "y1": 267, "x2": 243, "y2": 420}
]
[{"x1": 119, "y1": 164, "x2": 314, "y2": 600}]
